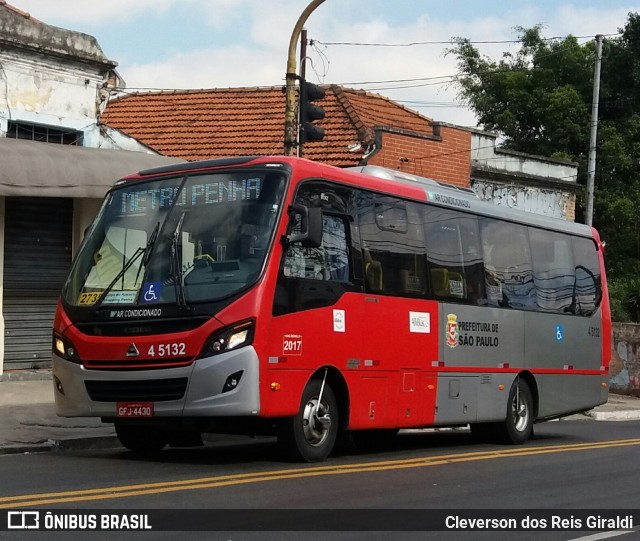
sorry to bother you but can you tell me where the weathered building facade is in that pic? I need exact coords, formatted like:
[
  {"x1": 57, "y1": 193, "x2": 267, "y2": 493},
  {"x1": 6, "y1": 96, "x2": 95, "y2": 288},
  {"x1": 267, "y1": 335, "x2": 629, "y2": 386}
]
[
  {"x1": 0, "y1": 4, "x2": 181, "y2": 373},
  {"x1": 471, "y1": 130, "x2": 578, "y2": 221}
]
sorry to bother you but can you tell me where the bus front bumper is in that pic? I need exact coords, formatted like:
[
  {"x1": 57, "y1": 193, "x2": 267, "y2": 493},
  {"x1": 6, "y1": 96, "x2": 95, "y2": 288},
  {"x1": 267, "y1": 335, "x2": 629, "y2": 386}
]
[{"x1": 52, "y1": 346, "x2": 261, "y2": 419}]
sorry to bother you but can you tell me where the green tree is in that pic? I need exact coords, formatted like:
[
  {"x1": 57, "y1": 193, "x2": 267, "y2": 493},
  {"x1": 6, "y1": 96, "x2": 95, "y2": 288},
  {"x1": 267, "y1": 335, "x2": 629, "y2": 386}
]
[{"x1": 448, "y1": 17, "x2": 640, "y2": 319}]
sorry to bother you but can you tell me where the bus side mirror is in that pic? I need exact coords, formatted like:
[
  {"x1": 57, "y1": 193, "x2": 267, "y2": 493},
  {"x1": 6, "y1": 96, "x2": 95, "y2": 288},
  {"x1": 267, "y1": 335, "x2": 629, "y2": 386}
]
[{"x1": 286, "y1": 205, "x2": 323, "y2": 248}]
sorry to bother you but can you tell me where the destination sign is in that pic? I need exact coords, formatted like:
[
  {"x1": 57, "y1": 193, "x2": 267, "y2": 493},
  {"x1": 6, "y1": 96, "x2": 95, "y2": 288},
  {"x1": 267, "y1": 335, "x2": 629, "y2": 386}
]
[{"x1": 119, "y1": 177, "x2": 262, "y2": 215}]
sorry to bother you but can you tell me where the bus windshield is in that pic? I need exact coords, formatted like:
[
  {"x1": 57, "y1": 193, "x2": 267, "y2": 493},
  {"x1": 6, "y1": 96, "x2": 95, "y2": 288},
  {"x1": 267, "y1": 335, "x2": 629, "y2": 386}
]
[{"x1": 63, "y1": 169, "x2": 286, "y2": 307}]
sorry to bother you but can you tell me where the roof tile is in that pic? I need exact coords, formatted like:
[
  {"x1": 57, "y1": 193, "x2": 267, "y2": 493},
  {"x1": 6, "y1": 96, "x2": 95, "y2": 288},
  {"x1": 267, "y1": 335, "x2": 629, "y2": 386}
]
[{"x1": 101, "y1": 85, "x2": 436, "y2": 165}]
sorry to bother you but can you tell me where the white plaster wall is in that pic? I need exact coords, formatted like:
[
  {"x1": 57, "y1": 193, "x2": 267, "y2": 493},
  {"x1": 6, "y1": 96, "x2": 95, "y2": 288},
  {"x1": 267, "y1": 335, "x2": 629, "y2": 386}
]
[
  {"x1": 0, "y1": 19, "x2": 164, "y2": 371},
  {"x1": 0, "y1": 51, "x2": 105, "y2": 131},
  {"x1": 472, "y1": 133, "x2": 577, "y2": 182}
]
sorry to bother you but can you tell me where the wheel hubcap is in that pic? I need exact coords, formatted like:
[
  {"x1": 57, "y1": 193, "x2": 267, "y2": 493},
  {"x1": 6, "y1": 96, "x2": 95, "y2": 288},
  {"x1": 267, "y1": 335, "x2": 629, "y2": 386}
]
[
  {"x1": 302, "y1": 397, "x2": 331, "y2": 446},
  {"x1": 512, "y1": 388, "x2": 529, "y2": 432}
]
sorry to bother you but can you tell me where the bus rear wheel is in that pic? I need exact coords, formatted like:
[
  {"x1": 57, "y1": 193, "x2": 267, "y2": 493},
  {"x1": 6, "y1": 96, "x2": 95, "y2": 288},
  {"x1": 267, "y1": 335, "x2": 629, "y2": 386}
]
[
  {"x1": 503, "y1": 379, "x2": 534, "y2": 444},
  {"x1": 115, "y1": 422, "x2": 169, "y2": 453},
  {"x1": 278, "y1": 378, "x2": 338, "y2": 462},
  {"x1": 471, "y1": 379, "x2": 534, "y2": 445}
]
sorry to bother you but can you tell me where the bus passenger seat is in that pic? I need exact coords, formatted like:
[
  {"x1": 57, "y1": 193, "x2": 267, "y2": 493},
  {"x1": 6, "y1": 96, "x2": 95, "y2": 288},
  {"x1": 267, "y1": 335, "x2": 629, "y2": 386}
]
[
  {"x1": 363, "y1": 249, "x2": 383, "y2": 291},
  {"x1": 431, "y1": 268, "x2": 449, "y2": 296},
  {"x1": 431, "y1": 268, "x2": 465, "y2": 298}
]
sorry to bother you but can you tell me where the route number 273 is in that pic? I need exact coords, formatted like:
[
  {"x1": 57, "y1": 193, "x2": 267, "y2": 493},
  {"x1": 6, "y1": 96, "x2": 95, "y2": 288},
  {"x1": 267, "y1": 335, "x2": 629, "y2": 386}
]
[{"x1": 147, "y1": 342, "x2": 186, "y2": 357}]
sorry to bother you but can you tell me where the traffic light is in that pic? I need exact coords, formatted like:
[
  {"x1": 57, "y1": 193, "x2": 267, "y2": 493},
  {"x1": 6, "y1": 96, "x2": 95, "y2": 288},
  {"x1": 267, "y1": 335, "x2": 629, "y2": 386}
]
[{"x1": 299, "y1": 80, "x2": 325, "y2": 145}]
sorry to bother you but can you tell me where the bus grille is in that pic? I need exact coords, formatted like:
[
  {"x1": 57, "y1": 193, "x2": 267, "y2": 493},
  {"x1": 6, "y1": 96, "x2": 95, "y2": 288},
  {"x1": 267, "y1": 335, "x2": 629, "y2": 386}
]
[
  {"x1": 83, "y1": 358, "x2": 194, "y2": 370},
  {"x1": 84, "y1": 378, "x2": 188, "y2": 402},
  {"x1": 76, "y1": 316, "x2": 210, "y2": 337}
]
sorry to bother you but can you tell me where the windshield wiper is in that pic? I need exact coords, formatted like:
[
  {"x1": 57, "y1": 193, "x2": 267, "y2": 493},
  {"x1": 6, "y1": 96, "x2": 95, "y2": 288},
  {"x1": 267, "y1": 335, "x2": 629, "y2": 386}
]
[
  {"x1": 91, "y1": 222, "x2": 160, "y2": 312},
  {"x1": 170, "y1": 212, "x2": 189, "y2": 310},
  {"x1": 133, "y1": 221, "x2": 160, "y2": 285}
]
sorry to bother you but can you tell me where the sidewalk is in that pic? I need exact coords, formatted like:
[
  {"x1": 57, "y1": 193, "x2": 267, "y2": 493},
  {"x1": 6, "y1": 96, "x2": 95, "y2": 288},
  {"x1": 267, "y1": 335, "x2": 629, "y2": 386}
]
[
  {"x1": 1, "y1": 371, "x2": 640, "y2": 454},
  {"x1": 0, "y1": 372, "x2": 118, "y2": 454}
]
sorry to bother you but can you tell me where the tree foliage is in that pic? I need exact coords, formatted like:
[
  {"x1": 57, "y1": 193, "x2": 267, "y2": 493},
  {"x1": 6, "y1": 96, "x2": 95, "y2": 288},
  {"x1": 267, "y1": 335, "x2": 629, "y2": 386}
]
[{"x1": 448, "y1": 17, "x2": 640, "y2": 317}]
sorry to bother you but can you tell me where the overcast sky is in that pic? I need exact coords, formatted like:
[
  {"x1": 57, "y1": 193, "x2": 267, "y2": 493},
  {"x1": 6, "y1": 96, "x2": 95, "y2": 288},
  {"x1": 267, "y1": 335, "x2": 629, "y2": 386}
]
[{"x1": 13, "y1": 0, "x2": 640, "y2": 127}]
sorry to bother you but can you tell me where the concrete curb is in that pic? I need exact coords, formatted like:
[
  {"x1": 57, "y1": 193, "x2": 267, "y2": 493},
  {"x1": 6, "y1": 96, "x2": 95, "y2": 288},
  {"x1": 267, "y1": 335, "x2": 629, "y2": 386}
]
[
  {"x1": 0, "y1": 369, "x2": 53, "y2": 382},
  {"x1": 586, "y1": 410, "x2": 640, "y2": 421},
  {"x1": 52, "y1": 435, "x2": 122, "y2": 451},
  {"x1": 0, "y1": 442, "x2": 55, "y2": 455},
  {"x1": 0, "y1": 436, "x2": 122, "y2": 455}
]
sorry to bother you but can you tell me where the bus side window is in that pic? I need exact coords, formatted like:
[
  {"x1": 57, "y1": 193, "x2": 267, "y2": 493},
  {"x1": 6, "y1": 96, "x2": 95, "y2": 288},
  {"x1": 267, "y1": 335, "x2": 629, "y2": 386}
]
[
  {"x1": 282, "y1": 214, "x2": 350, "y2": 282},
  {"x1": 529, "y1": 228, "x2": 574, "y2": 313},
  {"x1": 458, "y1": 213, "x2": 485, "y2": 304},
  {"x1": 423, "y1": 207, "x2": 484, "y2": 304},
  {"x1": 323, "y1": 215, "x2": 350, "y2": 282},
  {"x1": 358, "y1": 197, "x2": 426, "y2": 297},
  {"x1": 571, "y1": 236, "x2": 601, "y2": 315},
  {"x1": 480, "y1": 219, "x2": 537, "y2": 310}
]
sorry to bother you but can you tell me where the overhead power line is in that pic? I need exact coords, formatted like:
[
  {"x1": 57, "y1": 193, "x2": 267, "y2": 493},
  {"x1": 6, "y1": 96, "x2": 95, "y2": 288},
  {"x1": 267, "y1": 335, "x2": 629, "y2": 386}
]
[{"x1": 314, "y1": 32, "x2": 620, "y2": 48}]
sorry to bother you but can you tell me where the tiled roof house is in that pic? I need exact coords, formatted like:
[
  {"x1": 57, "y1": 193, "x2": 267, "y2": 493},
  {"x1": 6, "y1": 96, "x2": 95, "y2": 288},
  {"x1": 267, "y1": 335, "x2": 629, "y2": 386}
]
[{"x1": 100, "y1": 85, "x2": 472, "y2": 188}]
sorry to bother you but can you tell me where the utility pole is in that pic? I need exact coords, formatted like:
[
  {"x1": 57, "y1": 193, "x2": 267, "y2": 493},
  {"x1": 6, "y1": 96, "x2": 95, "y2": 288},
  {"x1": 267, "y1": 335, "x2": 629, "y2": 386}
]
[
  {"x1": 283, "y1": 0, "x2": 326, "y2": 156},
  {"x1": 586, "y1": 34, "x2": 604, "y2": 227}
]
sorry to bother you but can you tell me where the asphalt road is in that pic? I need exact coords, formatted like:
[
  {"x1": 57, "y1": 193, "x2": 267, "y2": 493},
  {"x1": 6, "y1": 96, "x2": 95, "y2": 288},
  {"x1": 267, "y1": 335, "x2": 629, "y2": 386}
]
[{"x1": 1, "y1": 420, "x2": 639, "y2": 541}]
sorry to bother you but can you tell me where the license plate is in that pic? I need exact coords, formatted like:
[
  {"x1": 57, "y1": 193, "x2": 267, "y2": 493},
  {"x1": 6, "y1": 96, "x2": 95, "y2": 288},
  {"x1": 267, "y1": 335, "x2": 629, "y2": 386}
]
[{"x1": 116, "y1": 402, "x2": 154, "y2": 418}]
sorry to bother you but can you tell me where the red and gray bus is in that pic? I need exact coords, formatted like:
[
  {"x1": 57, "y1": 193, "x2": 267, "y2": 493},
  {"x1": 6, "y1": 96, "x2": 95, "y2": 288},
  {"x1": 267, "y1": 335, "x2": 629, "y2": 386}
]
[{"x1": 52, "y1": 156, "x2": 611, "y2": 461}]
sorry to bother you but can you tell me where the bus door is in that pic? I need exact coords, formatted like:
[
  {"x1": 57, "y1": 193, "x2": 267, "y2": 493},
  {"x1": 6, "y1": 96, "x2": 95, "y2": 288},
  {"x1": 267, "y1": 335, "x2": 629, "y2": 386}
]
[{"x1": 352, "y1": 195, "x2": 439, "y2": 428}]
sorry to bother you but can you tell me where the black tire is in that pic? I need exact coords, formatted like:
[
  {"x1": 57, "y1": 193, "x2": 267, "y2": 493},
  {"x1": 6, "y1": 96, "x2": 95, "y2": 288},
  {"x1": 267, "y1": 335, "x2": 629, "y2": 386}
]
[
  {"x1": 278, "y1": 378, "x2": 338, "y2": 462},
  {"x1": 115, "y1": 422, "x2": 169, "y2": 453},
  {"x1": 471, "y1": 379, "x2": 534, "y2": 445},
  {"x1": 502, "y1": 379, "x2": 534, "y2": 444},
  {"x1": 351, "y1": 429, "x2": 399, "y2": 451}
]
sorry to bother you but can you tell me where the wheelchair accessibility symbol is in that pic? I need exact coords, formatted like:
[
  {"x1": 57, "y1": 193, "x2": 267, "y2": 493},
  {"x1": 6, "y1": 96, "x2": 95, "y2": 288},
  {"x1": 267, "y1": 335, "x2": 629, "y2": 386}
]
[
  {"x1": 141, "y1": 282, "x2": 163, "y2": 304},
  {"x1": 555, "y1": 324, "x2": 564, "y2": 342}
]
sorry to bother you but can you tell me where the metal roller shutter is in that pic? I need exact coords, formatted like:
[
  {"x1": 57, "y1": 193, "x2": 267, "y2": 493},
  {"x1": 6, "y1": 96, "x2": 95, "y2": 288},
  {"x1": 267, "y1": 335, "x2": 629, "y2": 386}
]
[{"x1": 3, "y1": 197, "x2": 72, "y2": 368}]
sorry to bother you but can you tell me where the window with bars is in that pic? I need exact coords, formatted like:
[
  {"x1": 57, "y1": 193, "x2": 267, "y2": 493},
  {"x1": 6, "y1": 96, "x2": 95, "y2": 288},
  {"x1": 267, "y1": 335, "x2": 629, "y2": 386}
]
[{"x1": 6, "y1": 121, "x2": 83, "y2": 145}]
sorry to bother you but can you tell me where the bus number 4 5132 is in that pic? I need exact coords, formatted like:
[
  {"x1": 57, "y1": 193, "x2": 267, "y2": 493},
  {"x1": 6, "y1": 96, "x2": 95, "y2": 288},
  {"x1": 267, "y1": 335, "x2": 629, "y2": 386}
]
[{"x1": 147, "y1": 343, "x2": 186, "y2": 357}]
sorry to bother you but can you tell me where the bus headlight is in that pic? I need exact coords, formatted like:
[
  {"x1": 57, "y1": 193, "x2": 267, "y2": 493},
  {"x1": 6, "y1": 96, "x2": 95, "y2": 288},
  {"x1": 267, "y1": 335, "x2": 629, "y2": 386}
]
[
  {"x1": 52, "y1": 333, "x2": 81, "y2": 363},
  {"x1": 199, "y1": 320, "x2": 255, "y2": 358}
]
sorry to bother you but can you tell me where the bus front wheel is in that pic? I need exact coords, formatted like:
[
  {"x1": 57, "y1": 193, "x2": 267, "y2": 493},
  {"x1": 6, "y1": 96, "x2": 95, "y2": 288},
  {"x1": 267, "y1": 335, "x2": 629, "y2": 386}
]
[
  {"x1": 278, "y1": 378, "x2": 338, "y2": 462},
  {"x1": 115, "y1": 422, "x2": 169, "y2": 453}
]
